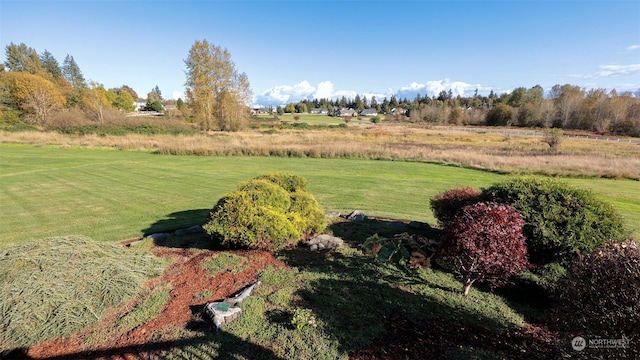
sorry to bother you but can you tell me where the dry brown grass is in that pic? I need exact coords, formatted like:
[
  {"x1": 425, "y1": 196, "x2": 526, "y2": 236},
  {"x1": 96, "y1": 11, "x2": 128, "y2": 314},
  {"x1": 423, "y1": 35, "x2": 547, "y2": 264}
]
[{"x1": 2, "y1": 124, "x2": 639, "y2": 180}]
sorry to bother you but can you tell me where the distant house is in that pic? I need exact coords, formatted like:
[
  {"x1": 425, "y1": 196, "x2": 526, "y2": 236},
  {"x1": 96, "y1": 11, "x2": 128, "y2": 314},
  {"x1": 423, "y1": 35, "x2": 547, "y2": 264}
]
[
  {"x1": 309, "y1": 108, "x2": 329, "y2": 115},
  {"x1": 251, "y1": 107, "x2": 272, "y2": 115},
  {"x1": 360, "y1": 108, "x2": 378, "y2": 116},
  {"x1": 334, "y1": 108, "x2": 356, "y2": 117},
  {"x1": 134, "y1": 101, "x2": 146, "y2": 111},
  {"x1": 390, "y1": 107, "x2": 406, "y2": 115}
]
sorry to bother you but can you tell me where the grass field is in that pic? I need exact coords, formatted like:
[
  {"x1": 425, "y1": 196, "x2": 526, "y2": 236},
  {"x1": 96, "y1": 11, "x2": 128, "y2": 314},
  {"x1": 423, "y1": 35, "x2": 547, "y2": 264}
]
[
  {"x1": 2, "y1": 140, "x2": 639, "y2": 358},
  {"x1": 256, "y1": 113, "x2": 347, "y2": 125},
  {"x1": 1, "y1": 143, "x2": 638, "y2": 245}
]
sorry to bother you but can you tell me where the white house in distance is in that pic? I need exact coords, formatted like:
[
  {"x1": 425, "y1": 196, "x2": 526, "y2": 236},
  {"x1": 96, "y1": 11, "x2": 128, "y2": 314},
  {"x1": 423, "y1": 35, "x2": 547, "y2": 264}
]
[
  {"x1": 309, "y1": 108, "x2": 329, "y2": 115},
  {"x1": 334, "y1": 108, "x2": 356, "y2": 117},
  {"x1": 134, "y1": 100, "x2": 146, "y2": 111},
  {"x1": 360, "y1": 108, "x2": 378, "y2": 116}
]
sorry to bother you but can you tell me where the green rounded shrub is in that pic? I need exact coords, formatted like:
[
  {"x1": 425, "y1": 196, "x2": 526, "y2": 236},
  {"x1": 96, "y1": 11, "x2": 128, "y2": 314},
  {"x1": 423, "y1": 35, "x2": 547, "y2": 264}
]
[
  {"x1": 253, "y1": 172, "x2": 308, "y2": 192},
  {"x1": 481, "y1": 177, "x2": 628, "y2": 267},
  {"x1": 481, "y1": 176, "x2": 628, "y2": 291},
  {"x1": 203, "y1": 191, "x2": 300, "y2": 251},
  {"x1": 238, "y1": 178, "x2": 291, "y2": 213},
  {"x1": 204, "y1": 173, "x2": 326, "y2": 252}
]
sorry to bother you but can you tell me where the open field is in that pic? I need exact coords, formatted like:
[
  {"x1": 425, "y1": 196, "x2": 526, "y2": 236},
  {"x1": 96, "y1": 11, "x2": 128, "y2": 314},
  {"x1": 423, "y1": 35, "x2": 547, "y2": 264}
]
[
  {"x1": 1, "y1": 143, "x2": 638, "y2": 246},
  {"x1": 2, "y1": 131, "x2": 639, "y2": 358},
  {"x1": 256, "y1": 113, "x2": 346, "y2": 125},
  {"x1": 2, "y1": 124, "x2": 639, "y2": 180}
]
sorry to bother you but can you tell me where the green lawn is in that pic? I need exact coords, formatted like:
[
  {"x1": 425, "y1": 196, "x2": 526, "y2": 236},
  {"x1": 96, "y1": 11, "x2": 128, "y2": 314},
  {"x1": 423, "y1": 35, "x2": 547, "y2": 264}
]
[
  {"x1": 257, "y1": 113, "x2": 347, "y2": 125},
  {"x1": 1, "y1": 143, "x2": 638, "y2": 245}
]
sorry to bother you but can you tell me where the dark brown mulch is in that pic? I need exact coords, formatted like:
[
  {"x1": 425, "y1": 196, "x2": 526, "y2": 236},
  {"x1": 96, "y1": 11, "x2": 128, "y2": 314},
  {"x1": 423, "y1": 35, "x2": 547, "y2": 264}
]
[{"x1": 350, "y1": 315, "x2": 563, "y2": 360}]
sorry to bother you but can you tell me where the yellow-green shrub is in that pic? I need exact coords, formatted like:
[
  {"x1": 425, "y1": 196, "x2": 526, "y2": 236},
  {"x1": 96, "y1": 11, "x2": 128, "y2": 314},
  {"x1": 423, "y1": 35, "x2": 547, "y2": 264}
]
[{"x1": 204, "y1": 173, "x2": 326, "y2": 252}]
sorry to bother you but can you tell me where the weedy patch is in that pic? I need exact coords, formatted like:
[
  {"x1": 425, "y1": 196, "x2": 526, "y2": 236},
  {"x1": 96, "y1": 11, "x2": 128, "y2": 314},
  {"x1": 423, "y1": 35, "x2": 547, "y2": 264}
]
[{"x1": 200, "y1": 252, "x2": 249, "y2": 275}]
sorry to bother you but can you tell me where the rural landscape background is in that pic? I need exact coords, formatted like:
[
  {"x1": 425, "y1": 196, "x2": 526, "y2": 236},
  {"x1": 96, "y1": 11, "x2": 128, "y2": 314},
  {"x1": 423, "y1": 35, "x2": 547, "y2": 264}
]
[{"x1": 1, "y1": 1, "x2": 639, "y2": 359}]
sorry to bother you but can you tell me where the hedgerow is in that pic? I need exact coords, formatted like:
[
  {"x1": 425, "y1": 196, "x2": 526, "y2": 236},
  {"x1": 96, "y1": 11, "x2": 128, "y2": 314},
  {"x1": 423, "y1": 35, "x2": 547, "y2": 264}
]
[{"x1": 480, "y1": 177, "x2": 628, "y2": 266}]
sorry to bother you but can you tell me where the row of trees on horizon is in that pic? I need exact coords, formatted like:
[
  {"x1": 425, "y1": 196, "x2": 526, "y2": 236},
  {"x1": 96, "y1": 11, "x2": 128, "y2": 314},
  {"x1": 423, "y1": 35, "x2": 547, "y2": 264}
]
[
  {"x1": 1, "y1": 41, "x2": 639, "y2": 136},
  {"x1": 276, "y1": 84, "x2": 639, "y2": 136}
]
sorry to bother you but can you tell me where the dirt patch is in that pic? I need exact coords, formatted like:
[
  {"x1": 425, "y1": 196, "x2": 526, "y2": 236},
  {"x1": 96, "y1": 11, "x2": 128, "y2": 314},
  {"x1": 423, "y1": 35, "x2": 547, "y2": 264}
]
[{"x1": 25, "y1": 247, "x2": 285, "y2": 359}]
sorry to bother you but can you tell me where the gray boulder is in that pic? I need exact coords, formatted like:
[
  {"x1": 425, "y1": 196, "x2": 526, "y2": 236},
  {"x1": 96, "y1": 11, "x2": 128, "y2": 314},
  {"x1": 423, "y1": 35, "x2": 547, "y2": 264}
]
[
  {"x1": 347, "y1": 210, "x2": 367, "y2": 221},
  {"x1": 306, "y1": 234, "x2": 344, "y2": 251}
]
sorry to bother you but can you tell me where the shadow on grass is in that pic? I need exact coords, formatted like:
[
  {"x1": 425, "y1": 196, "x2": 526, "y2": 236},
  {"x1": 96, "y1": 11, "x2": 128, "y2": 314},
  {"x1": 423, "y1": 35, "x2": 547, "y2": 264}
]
[
  {"x1": 140, "y1": 209, "x2": 212, "y2": 250},
  {"x1": 11, "y1": 330, "x2": 283, "y2": 360},
  {"x1": 278, "y1": 245, "x2": 521, "y2": 356},
  {"x1": 327, "y1": 217, "x2": 441, "y2": 245},
  {"x1": 142, "y1": 209, "x2": 210, "y2": 237}
]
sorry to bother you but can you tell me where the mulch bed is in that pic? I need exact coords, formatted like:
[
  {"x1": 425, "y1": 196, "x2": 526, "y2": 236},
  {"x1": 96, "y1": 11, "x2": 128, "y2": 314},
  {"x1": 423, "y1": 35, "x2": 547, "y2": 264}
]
[{"x1": 21, "y1": 247, "x2": 284, "y2": 360}]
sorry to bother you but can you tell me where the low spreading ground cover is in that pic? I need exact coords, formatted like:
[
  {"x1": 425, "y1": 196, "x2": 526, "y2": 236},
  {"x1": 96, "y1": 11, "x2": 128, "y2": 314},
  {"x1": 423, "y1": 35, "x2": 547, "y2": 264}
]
[{"x1": 0, "y1": 235, "x2": 163, "y2": 349}]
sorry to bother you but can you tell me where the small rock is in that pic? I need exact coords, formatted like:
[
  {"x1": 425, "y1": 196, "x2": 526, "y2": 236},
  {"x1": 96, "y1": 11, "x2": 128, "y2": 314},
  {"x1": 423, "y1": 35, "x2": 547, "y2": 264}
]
[
  {"x1": 307, "y1": 234, "x2": 344, "y2": 251},
  {"x1": 326, "y1": 211, "x2": 342, "y2": 218},
  {"x1": 347, "y1": 210, "x2": 367, "y2": 221}
]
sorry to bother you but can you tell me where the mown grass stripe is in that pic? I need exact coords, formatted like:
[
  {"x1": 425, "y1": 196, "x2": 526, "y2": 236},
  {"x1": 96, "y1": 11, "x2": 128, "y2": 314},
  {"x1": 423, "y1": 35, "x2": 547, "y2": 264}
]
[{"x1": 1, "y1": 144, "x2": 638, "y2": 246}]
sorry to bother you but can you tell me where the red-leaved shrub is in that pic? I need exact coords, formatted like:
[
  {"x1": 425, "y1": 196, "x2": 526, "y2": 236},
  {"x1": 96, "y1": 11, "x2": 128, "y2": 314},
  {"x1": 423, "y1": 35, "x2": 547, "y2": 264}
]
[
  {"x1": 430, "y1": 186, "x2": 481, "y2": 227},
  {"x1": 436, "y1": 202, "x2": 529, "y2": 295}
]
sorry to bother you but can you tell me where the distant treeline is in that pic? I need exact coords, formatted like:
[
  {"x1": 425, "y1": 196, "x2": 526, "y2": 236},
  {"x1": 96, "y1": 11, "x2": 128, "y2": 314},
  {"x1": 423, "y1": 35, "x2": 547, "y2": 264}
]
[
  {"x1": 1, "y1": 42, "x2": 638, "y2": 136},
  {"x1": 277, "y1": 85, "x2": 639, "y2": 136}
]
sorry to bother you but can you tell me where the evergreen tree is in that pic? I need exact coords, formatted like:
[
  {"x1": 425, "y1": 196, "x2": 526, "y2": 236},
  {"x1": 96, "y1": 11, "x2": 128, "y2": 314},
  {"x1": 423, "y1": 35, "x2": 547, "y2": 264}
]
[
  {"x1": 39, "y1": 50, "x2": 62, "y2": 79},
  {"x1": 4, "y1": 42, "x2": 44, "y2": 75},
  {"x1": 62, "y1": 54, "x2": 86, "y2": 89}
]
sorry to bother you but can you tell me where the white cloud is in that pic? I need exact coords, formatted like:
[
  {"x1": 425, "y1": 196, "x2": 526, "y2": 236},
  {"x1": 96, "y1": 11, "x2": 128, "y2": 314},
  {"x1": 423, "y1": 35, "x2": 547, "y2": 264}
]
[
  {"x1": 253, "y1": 79, "x2": 492, "y2": 106},
  {"x1": 397, "y1": 79, "x2": 484, "y2": 99},
  {"x1": 596, "y1": 64, "x2": 640, "y2": 77},
  {"x1": 313, "y1": 81, "x2": 334, "y2": 99},
  {"x1": 626, "y1": 44, "x2": 640, "y2": 51},
  {"x1": 572, "y1": 64, "x2": 640, "y2": 79},
  {"x1": 254, "y1": 80, "x2": 316, "y2": 105}
]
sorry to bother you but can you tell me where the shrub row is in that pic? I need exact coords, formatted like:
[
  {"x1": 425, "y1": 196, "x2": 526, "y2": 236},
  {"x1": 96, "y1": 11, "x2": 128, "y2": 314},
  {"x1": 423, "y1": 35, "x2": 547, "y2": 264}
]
[{"x1": 431, "y1": 176, "x2": 630, "y2": 290}]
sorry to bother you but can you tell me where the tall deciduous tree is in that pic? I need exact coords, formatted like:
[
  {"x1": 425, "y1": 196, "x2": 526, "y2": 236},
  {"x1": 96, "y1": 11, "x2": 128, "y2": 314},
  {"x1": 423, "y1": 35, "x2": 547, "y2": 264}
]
[
  {"x1": 82, "y1": 81, "x2": 111, "y2": 124},
  {"x1": 2, "y1": 71, "x2": 65, "y2": 124},
  {"x1": 184, "y1": 39, "x2": 252, "y2": 131},
  {"x1": 112, "y1": 91, "x2": 135, "y2": 111}
]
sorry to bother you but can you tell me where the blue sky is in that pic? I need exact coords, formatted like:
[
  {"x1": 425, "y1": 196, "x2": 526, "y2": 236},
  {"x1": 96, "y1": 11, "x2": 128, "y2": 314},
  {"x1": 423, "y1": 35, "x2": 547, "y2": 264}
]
[{"x1": 2, "y1": 0, "x2": 639, "y2": 106}]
